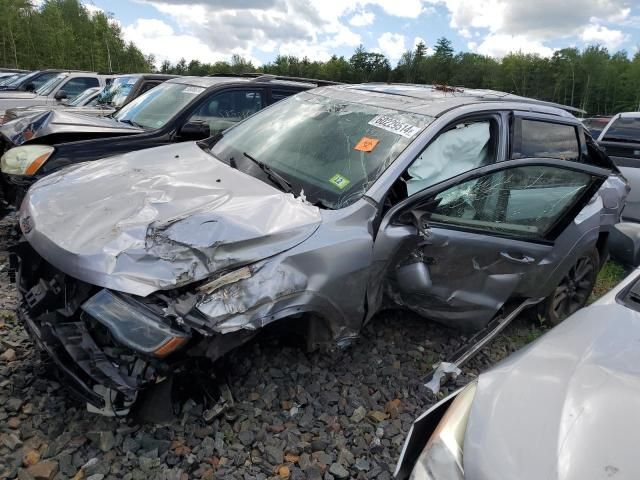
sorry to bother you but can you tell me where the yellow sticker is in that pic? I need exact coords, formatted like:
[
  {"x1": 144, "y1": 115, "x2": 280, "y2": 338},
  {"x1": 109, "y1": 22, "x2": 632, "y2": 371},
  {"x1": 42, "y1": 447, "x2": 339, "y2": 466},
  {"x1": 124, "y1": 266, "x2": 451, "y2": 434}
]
[
  {"x1": 354, "y1": 136, "x2": 380, "y2": 152},
  {"x1": 329, "y1": 173, "x2": 350, "y2": 190}
]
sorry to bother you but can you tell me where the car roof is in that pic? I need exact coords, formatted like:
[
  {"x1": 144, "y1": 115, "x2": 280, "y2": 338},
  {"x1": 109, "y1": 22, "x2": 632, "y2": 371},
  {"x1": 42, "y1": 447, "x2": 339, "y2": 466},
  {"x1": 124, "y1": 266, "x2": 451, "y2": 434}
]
[
  {"x1": 165, "y1": 75, "x2": 324, "y2": 90},
  {"x1": 617, "y1": 112, "x2": 640, "y2": 119},
  {"x1": 311, "y1": 83, "x2": 581, "y2": 118}
]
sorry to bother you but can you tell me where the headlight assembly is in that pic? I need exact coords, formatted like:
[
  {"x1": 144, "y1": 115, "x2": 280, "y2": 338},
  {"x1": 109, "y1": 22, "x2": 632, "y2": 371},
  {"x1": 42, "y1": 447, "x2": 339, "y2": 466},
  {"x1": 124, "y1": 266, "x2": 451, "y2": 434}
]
[
  {"x1": 1, "y1": 145, "x2": 54, "y2": 175},
  {"x1": 82, "y1": 289, "x2": 190, "y2": 357},
  {"x1": 410, "y1": 381, "x2": 477, "y2": 480}
]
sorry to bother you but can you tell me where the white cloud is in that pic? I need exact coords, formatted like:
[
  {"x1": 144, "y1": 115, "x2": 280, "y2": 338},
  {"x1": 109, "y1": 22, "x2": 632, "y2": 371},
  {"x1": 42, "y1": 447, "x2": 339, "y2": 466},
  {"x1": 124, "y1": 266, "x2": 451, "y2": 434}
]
[
  {"x1": 122, "y1": 18, "x2": 229, "y2": 65},
  {"x1": 473, "y1": 33, "x2": 556, "y2": 58},
  {"x1": 128, "y1": 0, "x2": 436, "y2": 65},
  {"x1": 425, "y1": 0, "x2": 633, "y2": 58},
  {"x1": 82, "y1": 3, "x2": 104, "y2": 16},
  {"x1": 581, "y1": 23, "x2": 629, "y2": 50},
  {"x1": 350, "y1": 11, "x2": 375, "y2": 27},
  {"x1": 378, "y1": 32, "x2": 407, "y2": 61}
]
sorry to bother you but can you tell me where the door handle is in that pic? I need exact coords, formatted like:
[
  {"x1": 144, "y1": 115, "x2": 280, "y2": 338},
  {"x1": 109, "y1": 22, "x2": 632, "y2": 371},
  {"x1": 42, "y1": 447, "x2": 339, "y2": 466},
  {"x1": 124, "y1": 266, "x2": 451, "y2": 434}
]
[{"x1": 500, "y1": 251, "x2": 535, "y2": 264}]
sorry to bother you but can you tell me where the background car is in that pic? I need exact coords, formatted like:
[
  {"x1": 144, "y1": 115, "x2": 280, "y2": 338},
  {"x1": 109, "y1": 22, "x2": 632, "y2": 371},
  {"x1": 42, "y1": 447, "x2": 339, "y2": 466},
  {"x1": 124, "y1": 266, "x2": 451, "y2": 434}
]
[
  {"x1": 581, "y1": 115, "x2": 612, "y2": 138},
  {"x1": 12, "y1": 83, "x2": 626, "y2": 415},
  {"x1": 0, "y1": 74, "x2": 335, "y2": 206},
  {"x1": 0, "y1": 74, "x2": 177, "y2": 124},
  {"x1": 0, "y1": 71, "x2": 111, "y2": 115},
  {"x1": 597, "y1": 112, "x2": 640, "y2": 221},
  {"x1": 0, "y1": 69, "x2": 63, "y2": 92},
  {"x1": 395, "y1": 266, "x2": 640, "y2": 480}
]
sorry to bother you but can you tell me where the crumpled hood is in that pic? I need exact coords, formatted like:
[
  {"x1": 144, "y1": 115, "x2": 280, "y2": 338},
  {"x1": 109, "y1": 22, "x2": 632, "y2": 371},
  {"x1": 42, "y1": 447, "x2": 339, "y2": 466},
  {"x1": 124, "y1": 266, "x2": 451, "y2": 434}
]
[
  {"x1": 3, "y1": 105, "x2": 116, "y2": 123},
  {"x1": 0, "y1": 110, "x2": 141, "y2": 146},
  {"x1": 464, "y1": 298, "x2": 640, "y2": 480},
  {"x1": 20, "y1": 142, "x2": 321, "y2": 296}
]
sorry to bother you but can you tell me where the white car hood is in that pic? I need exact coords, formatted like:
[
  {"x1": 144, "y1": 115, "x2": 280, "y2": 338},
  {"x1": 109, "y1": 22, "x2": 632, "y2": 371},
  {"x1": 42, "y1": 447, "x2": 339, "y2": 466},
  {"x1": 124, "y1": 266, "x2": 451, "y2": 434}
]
[
  {"x1": 464, "y1": 285, "x2": 640, "y2": 480},
  {"x1": 20, "y1": 142, "x2": 321, "y2": 296}
]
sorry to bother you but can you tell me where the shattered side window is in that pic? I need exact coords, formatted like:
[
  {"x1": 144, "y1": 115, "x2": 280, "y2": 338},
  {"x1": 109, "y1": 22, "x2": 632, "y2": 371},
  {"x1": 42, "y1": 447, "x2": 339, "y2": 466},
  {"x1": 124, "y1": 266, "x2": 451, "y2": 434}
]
[
  {"x1": 210, "y1": 92, "x2": 433, "y2": 209},
  {"x1": 512, "y1": 119, "x2": 580, "y2": 161},
  {"x1": 422, "y1": 165, "x2": 593, "y2": 239},
  {"x1": 407, "y1": 120, "x2": 496, "y2": 195}
]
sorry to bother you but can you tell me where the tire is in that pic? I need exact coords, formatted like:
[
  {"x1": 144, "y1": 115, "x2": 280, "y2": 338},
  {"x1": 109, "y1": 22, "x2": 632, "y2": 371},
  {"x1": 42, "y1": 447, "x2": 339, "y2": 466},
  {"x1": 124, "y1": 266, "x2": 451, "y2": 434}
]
[{"x1": 539, "y1": 248, "x2": 599, "y2": 326}]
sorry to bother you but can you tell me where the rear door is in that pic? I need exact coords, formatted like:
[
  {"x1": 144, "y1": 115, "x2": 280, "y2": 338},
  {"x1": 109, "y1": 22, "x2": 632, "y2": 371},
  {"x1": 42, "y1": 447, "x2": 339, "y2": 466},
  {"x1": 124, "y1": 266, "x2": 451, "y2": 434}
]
[{"x1": 372, "y1": 159, "x2": 609, "y2": 330}]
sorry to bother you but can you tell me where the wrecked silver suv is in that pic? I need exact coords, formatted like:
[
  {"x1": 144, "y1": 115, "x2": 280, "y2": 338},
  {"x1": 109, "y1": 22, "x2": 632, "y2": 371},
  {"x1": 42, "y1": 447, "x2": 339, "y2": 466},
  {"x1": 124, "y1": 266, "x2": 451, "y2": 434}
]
[{"x1": 13, "y1": 84, "x2": 627, "y2": 414}]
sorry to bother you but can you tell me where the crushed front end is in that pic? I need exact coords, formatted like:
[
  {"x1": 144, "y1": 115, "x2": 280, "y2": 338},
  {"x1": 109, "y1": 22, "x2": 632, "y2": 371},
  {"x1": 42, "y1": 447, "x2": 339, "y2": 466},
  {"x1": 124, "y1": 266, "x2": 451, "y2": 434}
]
[{"x1": 10, "y1": 241, "x2": 196, "y2": 415}]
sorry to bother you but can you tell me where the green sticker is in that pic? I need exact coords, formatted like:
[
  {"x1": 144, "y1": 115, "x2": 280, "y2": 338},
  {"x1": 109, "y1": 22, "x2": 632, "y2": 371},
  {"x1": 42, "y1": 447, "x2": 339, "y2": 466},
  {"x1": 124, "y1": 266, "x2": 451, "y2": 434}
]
[{"x1": 329, "y1": 173, "x2": 350, "y2": 190}]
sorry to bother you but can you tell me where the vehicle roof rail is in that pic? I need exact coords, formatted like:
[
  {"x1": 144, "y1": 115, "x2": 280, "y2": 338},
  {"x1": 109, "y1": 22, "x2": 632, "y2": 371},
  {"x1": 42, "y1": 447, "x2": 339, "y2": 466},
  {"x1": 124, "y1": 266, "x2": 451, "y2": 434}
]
[{"x1": 207, "y1": 72, "x2": 342, "y2": 86}]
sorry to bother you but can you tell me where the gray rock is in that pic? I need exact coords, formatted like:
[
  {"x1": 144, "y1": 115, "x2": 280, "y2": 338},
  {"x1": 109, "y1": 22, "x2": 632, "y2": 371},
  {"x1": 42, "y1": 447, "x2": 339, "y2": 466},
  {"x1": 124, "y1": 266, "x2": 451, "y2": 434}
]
[
  {"x1": 87, "y1": 431, "x2": 116, "y2": 453},
  {"x1": 264, "y1": 445, "x2": 283, "y2": 465},
  {"x1": 350, "y1": 406, "x2": 367, "y2": 423},
  {"x1": 354, "y1": 458, "x2": 370, "y2": 471},
  {"x1": 238, "y1": 430, "x2": 255, "y2": 446},
  {"x1": 329, "y1": 463, "x2": 349, "y2": 479}
]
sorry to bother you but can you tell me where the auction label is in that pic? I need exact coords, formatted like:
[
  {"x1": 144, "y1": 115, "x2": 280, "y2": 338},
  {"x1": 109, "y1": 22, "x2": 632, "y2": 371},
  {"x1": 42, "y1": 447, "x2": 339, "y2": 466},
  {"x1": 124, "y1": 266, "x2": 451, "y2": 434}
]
[{"x1": 368, "y1": 115, "x2": 421, "y2": 138}]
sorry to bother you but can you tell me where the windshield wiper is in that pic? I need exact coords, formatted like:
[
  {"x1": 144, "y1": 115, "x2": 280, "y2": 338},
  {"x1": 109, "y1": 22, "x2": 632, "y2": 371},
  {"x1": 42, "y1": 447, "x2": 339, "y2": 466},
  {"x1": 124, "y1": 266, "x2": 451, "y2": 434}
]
[
  {"x1": 242, "y1": 152, "x2": 294, "y2": 194},
  {"x1": 118, "y1": 118, "x2": 144, "y2": 129}
]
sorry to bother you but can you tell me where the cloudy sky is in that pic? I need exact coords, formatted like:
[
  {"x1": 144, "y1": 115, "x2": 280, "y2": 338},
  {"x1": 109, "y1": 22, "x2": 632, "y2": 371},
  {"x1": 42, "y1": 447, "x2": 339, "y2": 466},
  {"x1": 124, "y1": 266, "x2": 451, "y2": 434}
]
[{"x1": 87, "y1": 0, "x2": 639, "y2": 66}]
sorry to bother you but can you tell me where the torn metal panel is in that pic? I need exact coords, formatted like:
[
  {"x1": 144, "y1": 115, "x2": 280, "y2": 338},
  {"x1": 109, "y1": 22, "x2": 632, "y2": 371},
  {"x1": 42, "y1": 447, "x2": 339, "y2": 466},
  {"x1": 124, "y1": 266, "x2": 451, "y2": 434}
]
[
  {"x1": 0, "y1": 109, "x2": 141, "y2": 147},
  {"x1": 20, "y1": 142, "x2": 322, "y2": 296},
  {"x1": 424, "y1": 362, "x2": 461, "y2": 394}
]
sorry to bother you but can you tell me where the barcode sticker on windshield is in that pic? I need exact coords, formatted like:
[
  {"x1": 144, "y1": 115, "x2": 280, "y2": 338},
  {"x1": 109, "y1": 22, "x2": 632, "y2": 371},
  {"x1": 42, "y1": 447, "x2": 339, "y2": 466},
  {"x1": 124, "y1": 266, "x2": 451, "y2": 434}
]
[
  {"x1": 368, "y1": 115, "x2": 421, "y2": 138},
  {"x1": 183, "y1": 86, "x2": 204, "y2": 95}
]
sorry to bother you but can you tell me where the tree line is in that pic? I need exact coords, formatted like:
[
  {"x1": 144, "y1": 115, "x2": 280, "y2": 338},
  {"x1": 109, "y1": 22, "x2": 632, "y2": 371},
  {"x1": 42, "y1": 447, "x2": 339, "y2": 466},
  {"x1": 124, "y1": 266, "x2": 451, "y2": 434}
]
[
  {"x1": 0, "y1": 0, "x2": 153, "y2": 74},
  {"x1": 1, "y1": 0, "x2": 638, "y2": 115},
  {"x1": 163, "y1": 38, "x2": 640, "y2": 115}
]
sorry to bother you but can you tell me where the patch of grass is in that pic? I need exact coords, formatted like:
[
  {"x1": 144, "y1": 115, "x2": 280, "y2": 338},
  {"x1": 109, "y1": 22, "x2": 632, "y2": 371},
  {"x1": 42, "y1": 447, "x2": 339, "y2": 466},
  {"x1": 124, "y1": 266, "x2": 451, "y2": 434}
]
[{"x1": 590, "y1": 260, "x2": 627, "y2": 303}]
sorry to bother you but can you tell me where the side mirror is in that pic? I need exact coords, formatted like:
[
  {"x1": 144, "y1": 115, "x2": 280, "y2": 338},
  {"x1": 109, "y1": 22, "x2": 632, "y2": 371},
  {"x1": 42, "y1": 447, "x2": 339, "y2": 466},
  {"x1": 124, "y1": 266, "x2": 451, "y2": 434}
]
[
  {"x1": 24, "y1": 82, "x2": 35, "y2": 92},
  {"x1": 54, "y1": 90, "x2": 67, "y2": 101},
  {"x1": 179, "y1": 121, "x2": 210, "y2": 140}
]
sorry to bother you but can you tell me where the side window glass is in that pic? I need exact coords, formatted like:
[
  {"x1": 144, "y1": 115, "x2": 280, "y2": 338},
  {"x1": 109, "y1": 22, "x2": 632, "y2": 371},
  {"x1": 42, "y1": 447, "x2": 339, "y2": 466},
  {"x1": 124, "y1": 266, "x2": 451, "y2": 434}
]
[
  {"x1": 421, "y1": 165, "x2": 593, "y2": 240},
  {"x1": 63, "y1": 77, "x2": 99, "y2": 97},
  {"x1": 139, "y1": 81, "x2": 160, "y2": 95},
  {"x1": 271, "y1": 89, "x2": 299, "y2": 103},
  {"x1": 187, "y1": 90, "x2": 264, "y2": 134},
  {"x1": 512, "y1": 119, "x2": 579, "y2": 161},
  {"x1": 407, "y1": 120, "x2": 496, "y2": 196}
]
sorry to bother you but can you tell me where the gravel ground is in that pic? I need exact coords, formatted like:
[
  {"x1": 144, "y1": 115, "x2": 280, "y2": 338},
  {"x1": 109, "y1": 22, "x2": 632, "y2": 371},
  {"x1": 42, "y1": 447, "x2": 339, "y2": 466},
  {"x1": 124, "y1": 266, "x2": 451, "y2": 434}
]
[{"x1": 0, "y1": 214, "x2": 574, "y2": 480}]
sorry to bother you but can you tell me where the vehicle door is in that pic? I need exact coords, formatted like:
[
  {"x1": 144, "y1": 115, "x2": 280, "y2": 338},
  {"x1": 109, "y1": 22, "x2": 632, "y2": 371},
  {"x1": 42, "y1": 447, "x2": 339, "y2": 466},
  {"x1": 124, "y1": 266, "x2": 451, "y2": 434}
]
[
  {"x1": 179, "y1": 87, "x2": 266, "y2": 139},
  {"x1": 371, "y1": 114, "x2": 611, "y2": 331}
]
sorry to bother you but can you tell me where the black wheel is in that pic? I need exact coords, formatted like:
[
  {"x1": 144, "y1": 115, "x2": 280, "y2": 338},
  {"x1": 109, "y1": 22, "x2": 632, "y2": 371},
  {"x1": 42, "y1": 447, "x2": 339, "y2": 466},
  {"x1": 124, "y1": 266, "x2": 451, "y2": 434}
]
[{"x1": 541, "y1": 248, "x2": 599, "y2": 326}]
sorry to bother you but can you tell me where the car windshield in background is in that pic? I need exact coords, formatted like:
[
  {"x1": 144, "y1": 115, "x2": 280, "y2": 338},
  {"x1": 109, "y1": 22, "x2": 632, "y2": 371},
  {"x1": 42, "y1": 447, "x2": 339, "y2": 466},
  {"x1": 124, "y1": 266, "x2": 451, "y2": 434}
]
[
  {"x1": 0, "y1": 74, "x2": 21, "y2": 86},
  {"x1": 35, "y1": 72, "x2": 69, "y2": 96},
  {"x1": 68, "y1": 87, "x2": 101, "y2": 106},
  {"x1": 98, "y1": 76, "x2": 138, "y2": 107},
  {"x1": 113, "y1": 82, "x2": 204, "y2": 130},
  {"x1": 603, "y1": 117, "x2": 640, "y2": 142},
  {"x1": 210, "y1": 91, "x2": 433, "y2": 209}
]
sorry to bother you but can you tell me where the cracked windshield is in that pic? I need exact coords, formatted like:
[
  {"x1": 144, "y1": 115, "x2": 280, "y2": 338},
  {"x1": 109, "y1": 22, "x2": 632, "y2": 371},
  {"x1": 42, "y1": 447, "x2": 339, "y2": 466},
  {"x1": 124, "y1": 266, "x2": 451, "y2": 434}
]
[{"x1": 210, "y1": 91, "x2": 433, "y2": 209}]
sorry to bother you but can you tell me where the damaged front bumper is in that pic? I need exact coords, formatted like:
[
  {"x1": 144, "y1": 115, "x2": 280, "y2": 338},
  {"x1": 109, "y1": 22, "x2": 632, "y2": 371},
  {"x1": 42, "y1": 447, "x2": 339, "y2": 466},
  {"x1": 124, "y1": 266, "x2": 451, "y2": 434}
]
[{"x1": 10, "y1": 241, "x2": 194, "y2": 413}]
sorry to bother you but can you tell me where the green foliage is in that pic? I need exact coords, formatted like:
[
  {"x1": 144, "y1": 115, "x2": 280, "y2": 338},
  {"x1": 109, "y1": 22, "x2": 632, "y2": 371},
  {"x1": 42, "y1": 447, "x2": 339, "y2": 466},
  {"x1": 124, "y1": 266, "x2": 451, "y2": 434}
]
[
  {"x1": 0, "y1": 0, "x2": 153, "y2": 72},
  {"x1": 590, "y1": 260, "x2": 627, "y2": 303}
]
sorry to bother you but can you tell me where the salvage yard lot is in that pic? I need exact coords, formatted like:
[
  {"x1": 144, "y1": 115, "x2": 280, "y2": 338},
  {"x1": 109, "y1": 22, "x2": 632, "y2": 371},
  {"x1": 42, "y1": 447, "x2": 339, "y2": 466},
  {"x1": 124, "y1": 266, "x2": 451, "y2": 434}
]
[{"x1": 0, "y1": 228, "x2": 627, "y2": 480}]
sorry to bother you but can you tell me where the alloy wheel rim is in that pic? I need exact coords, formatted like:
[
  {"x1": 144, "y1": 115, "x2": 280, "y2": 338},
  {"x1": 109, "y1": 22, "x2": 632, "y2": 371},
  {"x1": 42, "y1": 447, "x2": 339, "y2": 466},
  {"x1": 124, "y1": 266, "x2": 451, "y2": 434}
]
[{"x1": 551, "y1": 255, "x2": 596, "y2": 321}]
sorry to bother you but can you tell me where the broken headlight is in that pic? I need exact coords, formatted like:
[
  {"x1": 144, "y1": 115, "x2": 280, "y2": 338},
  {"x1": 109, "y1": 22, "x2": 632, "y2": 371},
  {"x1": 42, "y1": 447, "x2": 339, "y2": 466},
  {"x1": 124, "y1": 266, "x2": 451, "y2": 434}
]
[
  {"x1": 82, "y1": 289, "x2": 190, "y2": 358},
  {"x1": 1, "y1": 145, "x2": 54, "y2": 175},
  {"x1": 410, "y1": 382, "x2": 477, "y2": 480}
]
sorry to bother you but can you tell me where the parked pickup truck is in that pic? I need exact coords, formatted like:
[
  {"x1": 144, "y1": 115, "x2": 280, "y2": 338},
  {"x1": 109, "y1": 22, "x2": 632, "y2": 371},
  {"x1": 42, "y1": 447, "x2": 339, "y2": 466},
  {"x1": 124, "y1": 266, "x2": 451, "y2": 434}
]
[{"x1": 597, "y1": 112, "x2": 640, "y2": 222}]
